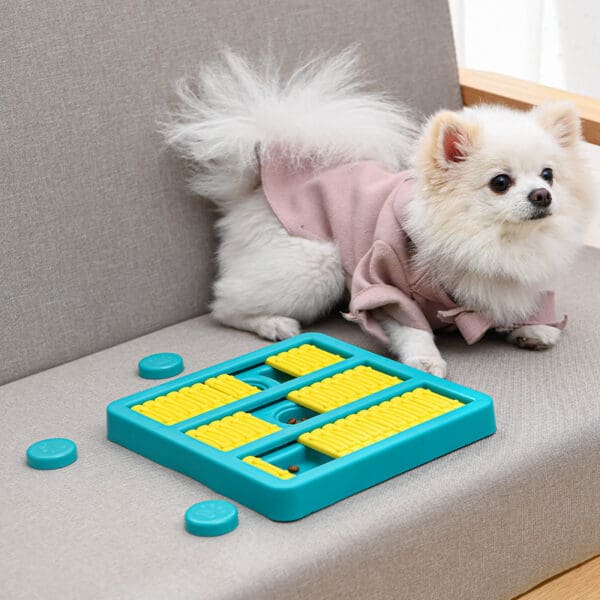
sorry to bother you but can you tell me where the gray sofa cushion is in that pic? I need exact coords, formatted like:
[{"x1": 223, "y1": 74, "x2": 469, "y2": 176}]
[
  {"x1": 0, "y1": 0, "x2": 461, "y2": 385},
  {"x1": 2, "y1": 246, "x2": 599, "y2": 600}
]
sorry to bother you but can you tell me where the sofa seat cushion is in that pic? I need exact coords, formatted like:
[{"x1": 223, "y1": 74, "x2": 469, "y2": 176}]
[{"x1": 3, "y1": 249, "x2": 600, "y2": 600}]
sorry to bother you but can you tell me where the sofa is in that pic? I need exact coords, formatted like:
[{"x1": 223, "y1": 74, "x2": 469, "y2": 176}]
[{"x1": 2, "y1": 1, "x2": 599, "y2": 598}]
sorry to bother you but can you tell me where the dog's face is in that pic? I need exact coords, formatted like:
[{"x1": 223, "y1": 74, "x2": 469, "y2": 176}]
[
  {"x1": 410, "y1": 102, "x2": 595, "y2": 289},
  {"x1": 416, "y1": 102, "x2": 590, "y2": 225},
  {"x1": 452, "y1": 108, "x2": 562, "y2": 224}
]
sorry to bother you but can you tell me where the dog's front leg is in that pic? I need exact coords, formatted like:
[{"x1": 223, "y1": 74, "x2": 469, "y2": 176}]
[{"x1": 375, "y1": 311, "x2": 447, "y2": 378}]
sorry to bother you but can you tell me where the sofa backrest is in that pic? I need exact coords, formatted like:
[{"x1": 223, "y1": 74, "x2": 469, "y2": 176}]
[{"x1": 0, "y1": 0, "x2": 461, "y2": 384}]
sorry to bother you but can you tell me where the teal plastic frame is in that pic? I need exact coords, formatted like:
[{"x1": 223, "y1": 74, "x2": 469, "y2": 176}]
[{"x1": 107, "y1": 333, "x2": 496, "y2": 521}]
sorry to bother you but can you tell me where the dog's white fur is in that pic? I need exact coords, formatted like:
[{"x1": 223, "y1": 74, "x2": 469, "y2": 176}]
[{"x1": 164, "y1": 51, "x2": 595, "y2": 377}]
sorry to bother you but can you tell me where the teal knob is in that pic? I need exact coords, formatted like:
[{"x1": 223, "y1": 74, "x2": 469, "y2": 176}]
[
  {"x1": 27, "y1": 438, "x2": 78, "y2": 470},
  {"x1": 138, "y1": 353, "x2": 184, "y2": 379},
  {"x1": 185, "y1": 500, "x2": 239, "y2": 536}
]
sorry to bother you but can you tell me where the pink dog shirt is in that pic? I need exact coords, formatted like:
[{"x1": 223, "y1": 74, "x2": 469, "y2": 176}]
[{"x1": 261, "y1": 153, "x2": 566, "y2": 345}]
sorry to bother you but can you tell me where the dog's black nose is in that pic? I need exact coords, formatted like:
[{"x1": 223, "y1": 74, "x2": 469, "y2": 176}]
[{"x1": 528, "y1": 188, "x2": 552, "y2": 207}]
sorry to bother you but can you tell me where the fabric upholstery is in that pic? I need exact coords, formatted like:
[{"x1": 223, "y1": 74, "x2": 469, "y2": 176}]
[
  {"x1": 0, "y1": 0, "x2": 461, "y2": 385},
  {"x1": 2, "y1": 247, "x2": 600, "y2": 599}
]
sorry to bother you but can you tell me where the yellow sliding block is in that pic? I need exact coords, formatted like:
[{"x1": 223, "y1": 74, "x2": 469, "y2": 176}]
[
  {"x1": 204, "y1": 374, "x2": 260, "y2": 397},
  {"x1": 298, "y1": 388, "x2": 463, "y2": 458},
  {"x1": 242, "y1": 456, "x2": 295, "y2": 480},
  {"x1": 266, "y1": 344, "x2": 343, "y2": 377},
  {"x1": 288, "y1": 365, "x2": 401, "y2": 413},
  {"x1": 186, "y1": 412, "x2": 280, "y2": 451},
  {"x1": 131, "y1": 375, "x2": 260, "y2": 426}
]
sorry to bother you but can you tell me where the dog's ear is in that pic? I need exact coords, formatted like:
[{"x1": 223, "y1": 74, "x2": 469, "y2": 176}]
[
  {"x1": 425, "y1": 111, "x2": 480, "y2": 167},
  {"x1": 533, "y1": 101, "x2": 581, "y2": 148}
]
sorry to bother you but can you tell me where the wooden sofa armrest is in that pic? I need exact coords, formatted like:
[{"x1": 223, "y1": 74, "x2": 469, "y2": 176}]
[{"x1": 459, "y1": 68, "x2": 600, "y2": 145}]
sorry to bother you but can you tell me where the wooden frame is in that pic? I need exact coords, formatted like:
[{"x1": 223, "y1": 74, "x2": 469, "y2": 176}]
[
  {"x1": 459, "y1": 68, "x2": 600, "y2": 145},
  {"x1": 515, "y1": 555, "x2": 600, "y2": 599}
]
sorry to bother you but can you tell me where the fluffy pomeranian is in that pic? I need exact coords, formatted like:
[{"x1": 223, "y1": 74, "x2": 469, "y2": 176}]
[{"x1": 164, "y1": 50, "x2": 595, "y2": 377}]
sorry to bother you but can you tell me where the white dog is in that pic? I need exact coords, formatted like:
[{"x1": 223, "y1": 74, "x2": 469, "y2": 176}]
[{"x1": 164, "y1": 51, "x2": 595, "y2": 377}]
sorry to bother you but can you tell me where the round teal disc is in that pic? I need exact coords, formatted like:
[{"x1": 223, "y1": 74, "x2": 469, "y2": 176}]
[
  {"x1": 138, "y1": 353, "x2": 184, "y2": 379},
  {"x1": 26, "y1": 438, "x2": 78, "y2": 470},
  {"x1": 185, "y1": 500, "x2": 238, "y2": 537}
]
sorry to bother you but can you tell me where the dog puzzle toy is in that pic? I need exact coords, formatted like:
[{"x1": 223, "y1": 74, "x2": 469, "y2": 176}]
[{"x1": 107, "y1": 333, "x2": 496, "y2": 521}]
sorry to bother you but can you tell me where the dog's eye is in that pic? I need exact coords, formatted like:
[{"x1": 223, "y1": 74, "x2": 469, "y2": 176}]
[
  {"x1": 541, "y1": 168, "x2": 553, "y2": 184},
  {"x1": 489, "y1": 174, "x2": 512, "y2": 194}
]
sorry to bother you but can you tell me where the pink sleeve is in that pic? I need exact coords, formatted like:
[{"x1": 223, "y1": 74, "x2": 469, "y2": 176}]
[{"x1": 343, "y1": 240, "x2": 432, "y2": 344}]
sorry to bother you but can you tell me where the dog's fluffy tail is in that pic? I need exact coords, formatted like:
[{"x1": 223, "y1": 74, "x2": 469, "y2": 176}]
[{"x1": 163, "y1": 49, "x2": 417, "y2": 206}]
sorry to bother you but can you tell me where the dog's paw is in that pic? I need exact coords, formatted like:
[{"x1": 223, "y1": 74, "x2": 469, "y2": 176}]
[
  {"x1": 255, "y1": 316, "x2": 301, "y2": 341},
  {"x1": 404, "y1": 356, "x2": 448, "y2": 378},
  {"x1": 506, "y1": 324, "x2": 561, "y2": 350}
]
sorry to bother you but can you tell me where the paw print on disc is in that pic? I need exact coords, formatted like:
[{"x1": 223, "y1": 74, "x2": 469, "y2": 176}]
[{"x1": 185, "y1": 500, "x2": 238, "y2": 536}]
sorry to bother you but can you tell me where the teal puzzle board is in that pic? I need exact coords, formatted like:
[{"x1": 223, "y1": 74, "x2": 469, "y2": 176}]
[{"x1": 107, "y1": 333, "x2": 496, "y2": 521}]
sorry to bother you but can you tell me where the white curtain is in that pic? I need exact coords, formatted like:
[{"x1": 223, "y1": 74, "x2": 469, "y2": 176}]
[{"x1": 449, "y1": 0, "x2": 600, "y2": 98}]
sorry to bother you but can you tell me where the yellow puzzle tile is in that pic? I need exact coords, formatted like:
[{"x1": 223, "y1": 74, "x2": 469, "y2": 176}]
[
  {"x1": 242, "y1": 456, "x2": 295, "y2": 480},
  {"x1": 131, "y1": 375, "x2": 260, "y2": 425},
  {"x1": 266, "y1": 344, "x2": 343, "y2": 377},
  {"x1": 186, "y1": 412, "x2": 280, "y2": 451},
  {"x1": 298, "y1": 388, "x2": 463, "y2": 458},
  {"x1": 287, "y1": 365, "x2": 402, "y2": 413}
]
